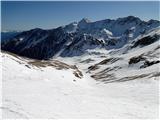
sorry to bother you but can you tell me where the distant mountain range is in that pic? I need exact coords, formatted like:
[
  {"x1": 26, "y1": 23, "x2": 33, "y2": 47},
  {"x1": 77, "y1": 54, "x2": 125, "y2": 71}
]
[
  {"x1": 1, "y1": 31, "x2": 20, "y2": 42},
  {"x1": 1, "y1": 16, "x2": 160, "y2": 59}
]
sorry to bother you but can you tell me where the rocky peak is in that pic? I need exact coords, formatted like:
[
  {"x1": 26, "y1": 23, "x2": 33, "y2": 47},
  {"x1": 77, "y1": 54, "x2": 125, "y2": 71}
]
[
  {"x1": 78, "y1": 18, "x2": 91, "y2": 29},
  {"x1": 79, "y1": 18, "x2": 91, "y2": 24},
  {"x1": 117, "y1": 16, "x2": 141, "y2": 25}
]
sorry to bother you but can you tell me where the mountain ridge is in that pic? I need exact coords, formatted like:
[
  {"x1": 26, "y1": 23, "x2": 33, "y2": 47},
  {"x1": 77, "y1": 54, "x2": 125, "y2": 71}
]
[{"x1": 1, "y1": 16, "x2": 160, "y2": 59}]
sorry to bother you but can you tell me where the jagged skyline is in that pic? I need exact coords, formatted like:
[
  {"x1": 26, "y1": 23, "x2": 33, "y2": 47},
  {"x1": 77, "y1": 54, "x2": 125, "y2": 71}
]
[{"x1": 2, "y1": 1, "x2": 159, "y2": 31}]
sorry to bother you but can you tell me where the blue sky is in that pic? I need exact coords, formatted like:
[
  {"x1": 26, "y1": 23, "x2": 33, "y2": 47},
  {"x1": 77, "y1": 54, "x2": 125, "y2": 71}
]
[{"x1": 1, "y1": 1, "x2": 159, "y2": 31}]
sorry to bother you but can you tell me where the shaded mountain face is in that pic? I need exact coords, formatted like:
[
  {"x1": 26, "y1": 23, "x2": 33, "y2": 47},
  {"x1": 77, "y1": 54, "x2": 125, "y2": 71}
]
[
  {"x1": 1, "y1": 27, "x2": 73, "y2": 59},
  {"x1": 1, "y1": 16, "x2": 160, "y2": 59}
]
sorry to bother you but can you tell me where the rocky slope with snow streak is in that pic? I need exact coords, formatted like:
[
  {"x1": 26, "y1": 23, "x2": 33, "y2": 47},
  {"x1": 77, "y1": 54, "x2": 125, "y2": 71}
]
[{"x1": 1, "y1": 16, "x2": 160, "y2": 59}]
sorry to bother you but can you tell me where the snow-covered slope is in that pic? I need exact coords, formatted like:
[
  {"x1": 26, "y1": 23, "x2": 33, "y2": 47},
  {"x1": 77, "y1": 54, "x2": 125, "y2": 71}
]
[
  {"x1": 1, "y1": 16, "x2": 160, "y2": 119},
  {"x1": 1, "y1": 43, "x2": 159, "y2": 119},
  {"x1": 57, "y1": 27, "x2": 160, "y2": 84},
  {"x1": 1, "y1": 16, "x2": 160, "y2": 59}
]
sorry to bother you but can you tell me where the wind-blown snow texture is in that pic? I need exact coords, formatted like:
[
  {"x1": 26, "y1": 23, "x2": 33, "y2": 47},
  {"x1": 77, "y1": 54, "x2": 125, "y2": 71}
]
[{"x1": 1, "y1": 16, "x2": 160, "y2": 119}]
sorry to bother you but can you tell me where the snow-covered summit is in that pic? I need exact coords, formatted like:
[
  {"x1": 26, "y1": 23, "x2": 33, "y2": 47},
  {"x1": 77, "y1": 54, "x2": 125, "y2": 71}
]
[
  {"x1": 1, "y1": 16, "x2": 160, "y2": 59},
  {"x1": 77, "y1": 18, "x2": 91, "y2": 29},
  {"x1": 79, "y1": 18, "x2": 91, "y2": 24}
]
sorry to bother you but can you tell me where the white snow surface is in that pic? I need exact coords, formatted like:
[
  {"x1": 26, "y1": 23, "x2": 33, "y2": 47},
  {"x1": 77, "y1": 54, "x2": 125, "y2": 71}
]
[
  {"x1": 1, "y1": 17, "x2": 160, "y2": 119},
  {"x1": 1, "y1": 48, "x2": 159, "y2": 119}
]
